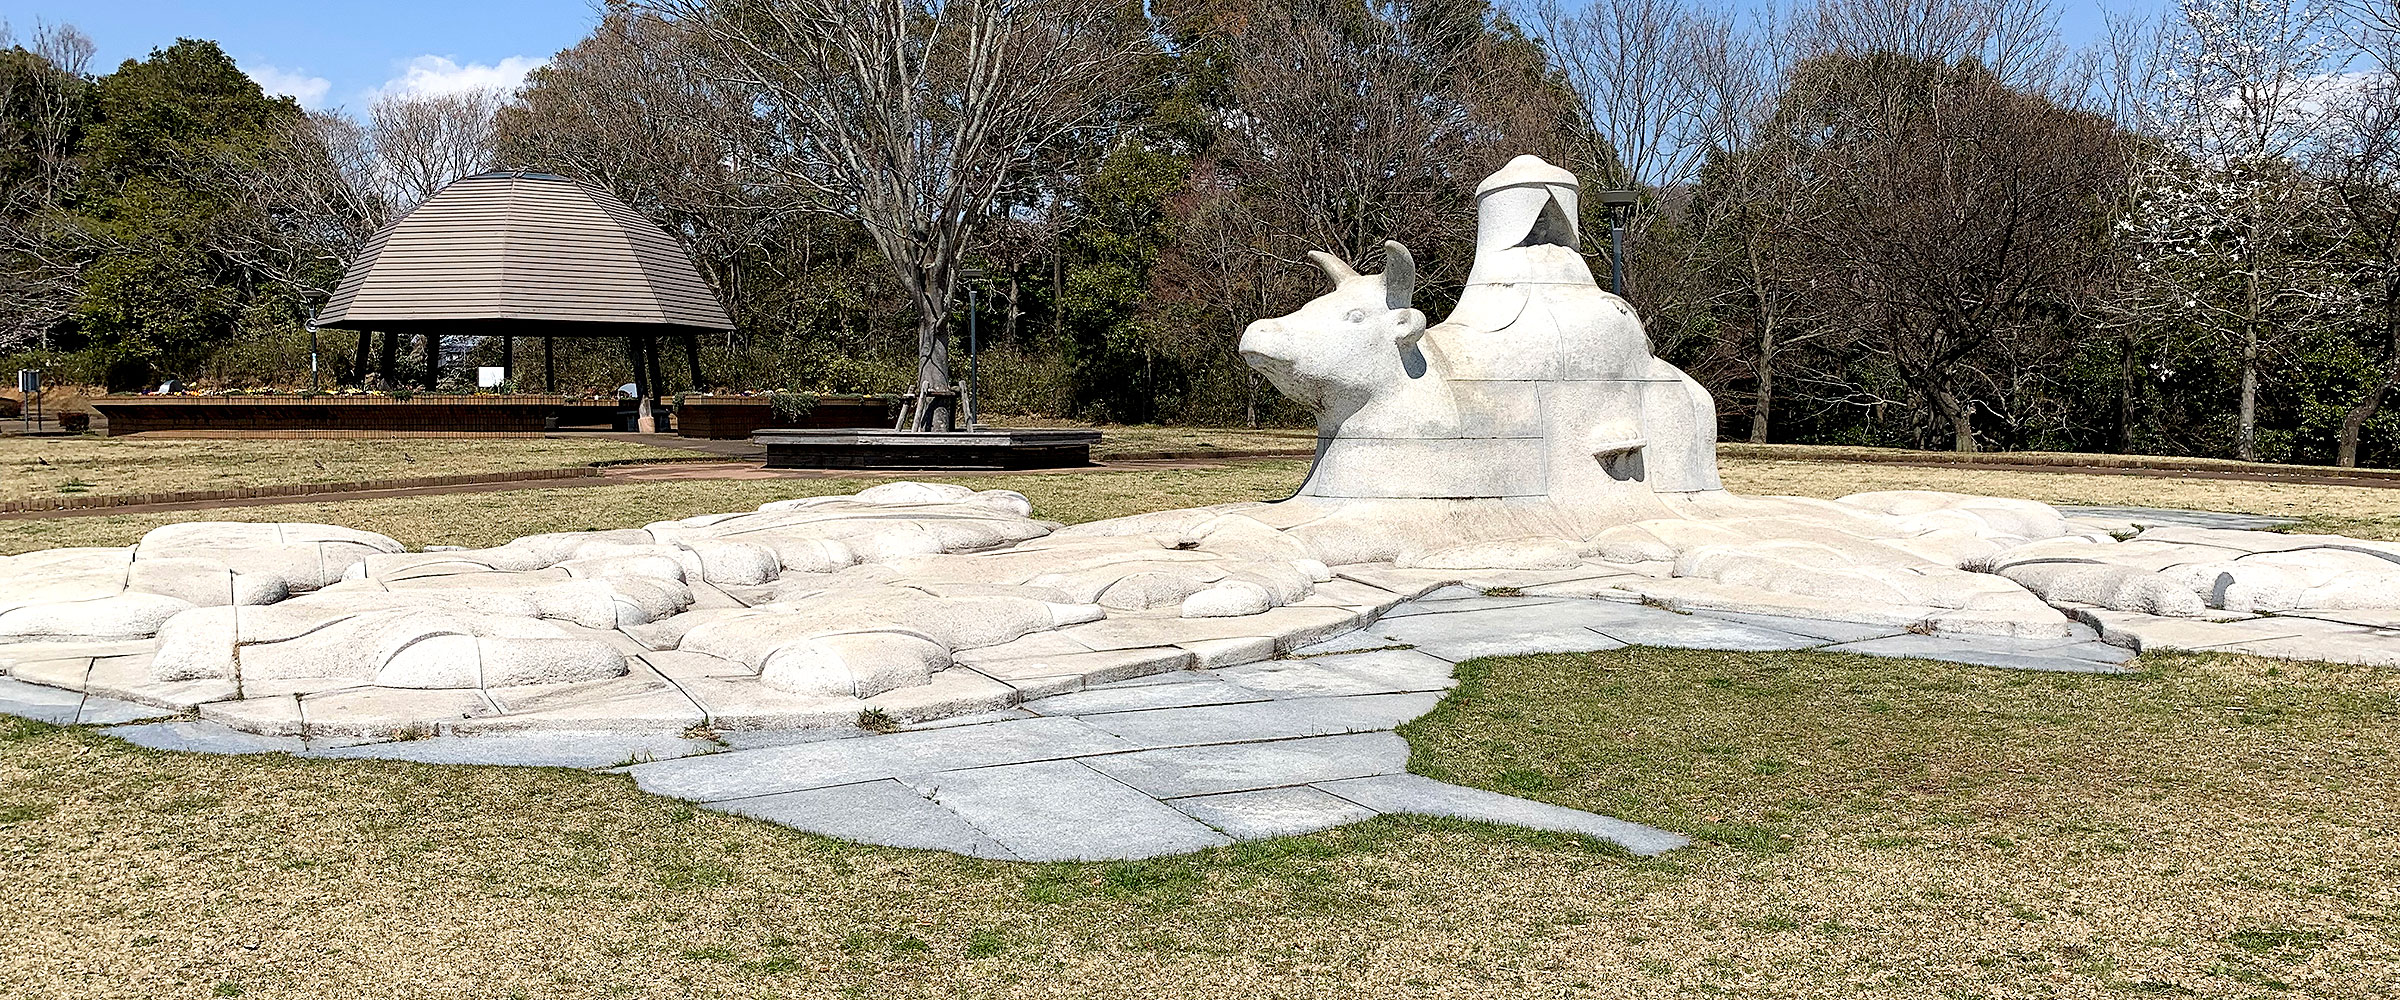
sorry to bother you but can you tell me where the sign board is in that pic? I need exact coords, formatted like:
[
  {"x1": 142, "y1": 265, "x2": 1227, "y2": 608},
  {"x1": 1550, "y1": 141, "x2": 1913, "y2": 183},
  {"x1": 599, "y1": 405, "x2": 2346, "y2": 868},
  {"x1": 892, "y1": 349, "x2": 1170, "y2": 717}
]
[
  {"x1": 477, "y1": 367, "x2": 507, "y2": 388},
  {"x1": 15, "y1": 369, "x2": 37, "y2": 394}
]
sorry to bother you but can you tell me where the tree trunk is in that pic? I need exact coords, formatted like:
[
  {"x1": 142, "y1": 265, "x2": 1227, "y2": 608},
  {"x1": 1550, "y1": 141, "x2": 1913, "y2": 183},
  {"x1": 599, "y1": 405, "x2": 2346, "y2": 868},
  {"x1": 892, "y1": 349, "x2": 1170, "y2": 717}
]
[
  {"x1": 2238, "y1": 263, "x2": 2260, "y2": 462},
  {"x1": 1003, "y1": 277, "x2": 1022, "y2": 349},
  {"x1": 2116, "y1": 332, "x2": 2138, "y2": 454},
  {"x1": 2340, "y1": 310, "x2": 2400, "y2": 467},
  {"x1": 913, "y1": 308, "x2": 955, "y2": 432},
  {"x1": 1748, "y1": 321, "x2": 1775, "y2": 444},
  {"x1": 2337, "y1": 378, "x2": 2393, "y2": 468},
  {"x1": 1930, "y1": 387, "x2": 1976, "y2": 452},
  {"x1": 2237, "y1": 333, "x2": 2259, "y2": 462}
]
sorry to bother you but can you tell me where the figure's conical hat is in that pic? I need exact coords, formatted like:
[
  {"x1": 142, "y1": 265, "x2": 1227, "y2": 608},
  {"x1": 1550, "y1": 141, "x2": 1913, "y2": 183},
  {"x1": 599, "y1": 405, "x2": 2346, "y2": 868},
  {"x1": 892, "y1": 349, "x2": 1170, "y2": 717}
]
[{"x1": 1473, "y1": 155, "x2": 1582, "y2": 257}]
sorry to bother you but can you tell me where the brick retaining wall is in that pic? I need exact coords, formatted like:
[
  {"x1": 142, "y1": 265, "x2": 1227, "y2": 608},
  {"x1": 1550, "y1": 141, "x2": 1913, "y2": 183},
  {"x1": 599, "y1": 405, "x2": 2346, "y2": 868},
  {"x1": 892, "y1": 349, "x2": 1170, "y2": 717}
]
[
  {"x1": 89, "y1": 395, "x2": 590, "y2": 437},
  {"x1": 673, "y1": 396, "x2": 899, "y2": 439}
]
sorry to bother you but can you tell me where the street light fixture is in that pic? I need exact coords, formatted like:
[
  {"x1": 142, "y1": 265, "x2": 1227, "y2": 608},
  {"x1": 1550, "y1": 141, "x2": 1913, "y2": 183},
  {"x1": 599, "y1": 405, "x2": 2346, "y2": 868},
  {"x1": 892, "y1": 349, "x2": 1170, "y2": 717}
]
[
  {"x1": 959, "y1": 267, "x2": 986, "y2": 429},
  {"x1": 1598, "y1": 188, "x2": 1637, "y2": 297}
]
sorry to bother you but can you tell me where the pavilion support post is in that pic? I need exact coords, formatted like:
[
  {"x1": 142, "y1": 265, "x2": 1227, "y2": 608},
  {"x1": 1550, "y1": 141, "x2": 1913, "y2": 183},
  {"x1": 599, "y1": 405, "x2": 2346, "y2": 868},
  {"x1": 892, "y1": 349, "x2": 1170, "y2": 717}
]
[
  {"x1": 644, "y1": 335, "x2": 668, "y2": 395},
  {"x1": 422, "y1": 333, "x2": 441, "y2": 390},
  {"x1": 377, "y1": 330, "x2": 399, "y2": 386},
  {"x1": 625, "y1": 335, "x2": 650, "y2": 400},
  {"x1": 684, "y1": 334, "x2": 704, "y2": 392},
  {"x1": 501, "y1": 335, "x2": 514, "y2": 382},
  {"x1": 354, "y1": 329, "x2": 372, "y2": 384},
  {"x1": 543, "y1": 336, "x2": 557, "y2": 392},
  {"x1": 628, "y1": 335, "x2": 658, "y2": 433}
]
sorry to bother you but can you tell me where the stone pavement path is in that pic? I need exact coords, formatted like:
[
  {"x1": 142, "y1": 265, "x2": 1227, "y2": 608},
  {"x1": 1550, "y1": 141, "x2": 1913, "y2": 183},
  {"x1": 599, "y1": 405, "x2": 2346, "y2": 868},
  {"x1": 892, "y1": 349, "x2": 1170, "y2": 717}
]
[
  {"x1": 2055, "y1": 505, "x2": 2300, "y2": 531},
  {"x1": 1, "y1": 588, "x2": 2135, "y2": 863}
]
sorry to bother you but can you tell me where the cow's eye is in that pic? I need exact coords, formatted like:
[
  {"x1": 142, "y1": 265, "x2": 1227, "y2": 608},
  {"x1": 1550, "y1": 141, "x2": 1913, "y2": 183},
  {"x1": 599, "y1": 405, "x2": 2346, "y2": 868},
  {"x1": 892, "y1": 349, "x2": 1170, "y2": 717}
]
[{"x1": 1343, "y1": 309, "x2": 1364, "y2": 323}]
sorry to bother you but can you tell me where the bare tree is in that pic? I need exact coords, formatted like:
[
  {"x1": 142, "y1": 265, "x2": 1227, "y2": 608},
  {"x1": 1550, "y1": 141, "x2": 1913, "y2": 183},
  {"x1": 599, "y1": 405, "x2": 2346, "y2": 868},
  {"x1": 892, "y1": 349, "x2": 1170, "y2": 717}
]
[
  {"x1": 0, "y1": 21, "x2": 96, "y2": 352},
  {"x1": 1190, "y1": 0, "x2": 1579, "y2": 315},
  {"x1": 2151, "y1": 0, "x2": 2349, "y2": 461},
  {"x1": 498, "y1": 9, "x2": 864, "y2": 390},
  {"x1": 2316, "y1": 3, "x2": 2400, "y2": 465},
  {"x1": 1791, "y1": 0, "x2": 2069, "y2": 92},
  {"x1": 1756, "y1": 52, "x2": 2129, "y2": 452},
  {"x1": 641, "y1": 0, "x2": 1148, "y2": 431},
  {"x1": 1528, "y1": 0, "x2": 1750, "y2": 190},
  {"x1": 1532, "y1": 0, "x2": 1810, "y2": 436},
  {"x1": 368, "y1": 89, "x2": 503, "y2": 211},
  {"x1": 207, "y1": 111, "x2": 393, "y2": 310}
]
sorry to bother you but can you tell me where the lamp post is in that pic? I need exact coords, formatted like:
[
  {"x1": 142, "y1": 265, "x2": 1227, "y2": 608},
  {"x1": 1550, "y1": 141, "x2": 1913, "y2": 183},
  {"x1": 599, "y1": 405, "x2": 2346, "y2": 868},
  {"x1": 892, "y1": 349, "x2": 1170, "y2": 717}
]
[
  {"x1": 305, "y1": 311, "x2": 321, "y2": 394},
  {"x1": 1598, "y1": 188, "x2": 1637, "y2": 297},
  {"x1": 959, "y1": 267, "x2": 986, "y2": 430}
]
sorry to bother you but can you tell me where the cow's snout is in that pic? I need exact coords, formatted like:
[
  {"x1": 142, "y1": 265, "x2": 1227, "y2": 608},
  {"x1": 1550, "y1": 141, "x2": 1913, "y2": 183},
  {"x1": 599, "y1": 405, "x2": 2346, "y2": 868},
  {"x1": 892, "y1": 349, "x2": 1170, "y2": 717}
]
[{"x1": 1238, "y1": 321, "x2": 1289, "y2": 369}]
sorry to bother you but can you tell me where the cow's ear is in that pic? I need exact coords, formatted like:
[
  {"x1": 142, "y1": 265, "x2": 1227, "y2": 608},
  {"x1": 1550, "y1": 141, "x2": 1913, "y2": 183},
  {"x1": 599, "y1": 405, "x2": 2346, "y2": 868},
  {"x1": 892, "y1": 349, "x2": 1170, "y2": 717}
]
[
  {"x1": 1381, "y1": 241, "x2": 1415, "y2": 310},
  {"x1": 1391, "y1": 309, "x2": 1426, "y2": 349}
]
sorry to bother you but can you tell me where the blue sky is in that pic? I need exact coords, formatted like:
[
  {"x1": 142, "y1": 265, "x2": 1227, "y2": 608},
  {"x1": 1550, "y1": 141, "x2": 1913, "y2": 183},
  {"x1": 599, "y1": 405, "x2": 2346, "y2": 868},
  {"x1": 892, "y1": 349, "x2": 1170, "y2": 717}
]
[
  {"x1": 0, "y1": 0, "x2": 602, "y2": 110},
  {"x1": 10, "y1": 1, "x2": 2158, "y2": 113}
]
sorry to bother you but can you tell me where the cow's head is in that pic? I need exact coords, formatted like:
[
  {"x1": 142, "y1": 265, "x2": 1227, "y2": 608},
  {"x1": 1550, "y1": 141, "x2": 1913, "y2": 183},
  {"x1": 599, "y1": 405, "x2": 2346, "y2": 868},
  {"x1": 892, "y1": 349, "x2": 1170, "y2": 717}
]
[{"x1": 1239, "y1": 241, "x2": 1428, "y2": 416}]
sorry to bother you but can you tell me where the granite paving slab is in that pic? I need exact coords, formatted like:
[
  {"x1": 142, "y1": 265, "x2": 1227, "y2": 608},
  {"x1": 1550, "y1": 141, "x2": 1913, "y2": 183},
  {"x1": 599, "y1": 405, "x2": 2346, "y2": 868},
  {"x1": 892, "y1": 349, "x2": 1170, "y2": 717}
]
[
  {"x1": 75, "y1": 694, "x2": 177, "y2": 726},
  {"x1": 104, "y1": 719, "x2": 305, "y2": 755},
  {"x1": 1823, "y1": 633, "x2": 2138, "y2": 674},
  {"x1": 1585, "y1": 612, "x2": 1825, "y2": 652},
  {"x1": 2057, "y1": 505, "x2": 2299, "y2": 531},
  {"x1": 1215, "y1": 648, "x2": 1457, "y2": 697},
  {"x1": 1379, "y1": 595, "x2": 1568, "y2": 618},
  {"x1": 1368, "y1": 603, "x2": 1634, "y2": 660},
  {"x1": 1687, "y1": 610, "x2": 1909, "y2": 644},
  {"x1": 1076, "y1": 691, "x2": 1446, "y2": 749},
  {"x1": 1019, "y1": 675, "x2": 1270, "y2": 716},
  {"x1": 1315, "y1": 773, "x2": 1691, "y2": 856},
  {"x1": 629, "y1": 715, "x2": 1136, "y2": 802},
  {"x1": 709, "y1": 779, "x2": 1021, "y2": 860},
  {"x1": 1169, "y1": 786, "x2": 1382, "y2": 839},
  {"x1": 897, "y1": 759, "x2": 1234, "y2": 861},
  {"x1": 1284, "y1": 628, "x2": 1419, "y2": 657},
  {"x1": 0, "y1": 676, "x2": 82, "y2": 725},
  {"x1": 308, "y1": 729, "x2": 715, "y2": 768},
  {"x1": 1082, "y1": 731, "x2": 1411, "y2": 798}
]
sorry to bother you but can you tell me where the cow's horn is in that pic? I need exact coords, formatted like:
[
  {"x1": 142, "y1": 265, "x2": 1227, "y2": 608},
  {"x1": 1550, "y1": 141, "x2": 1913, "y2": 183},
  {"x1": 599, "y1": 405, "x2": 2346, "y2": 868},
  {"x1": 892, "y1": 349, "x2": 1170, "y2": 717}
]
[
  {"x1": 1307, "y1": 251, "x2": 1360, "y2": 285},
  {"x1": 1382, "y1": 241, "x2": 1415, "y2": 309}
]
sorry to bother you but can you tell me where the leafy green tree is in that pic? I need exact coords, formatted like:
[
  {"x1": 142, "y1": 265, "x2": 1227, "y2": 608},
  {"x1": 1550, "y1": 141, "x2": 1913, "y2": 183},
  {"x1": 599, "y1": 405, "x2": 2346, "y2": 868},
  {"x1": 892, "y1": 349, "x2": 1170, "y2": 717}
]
[{"x1": 68, "y1": 39, "x2": 313, "y2": 388}]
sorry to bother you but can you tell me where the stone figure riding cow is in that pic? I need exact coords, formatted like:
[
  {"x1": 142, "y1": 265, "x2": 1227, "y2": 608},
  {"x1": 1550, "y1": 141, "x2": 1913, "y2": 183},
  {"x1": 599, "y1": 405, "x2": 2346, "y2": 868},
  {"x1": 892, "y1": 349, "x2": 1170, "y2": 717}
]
[{"x1": 1238, "y1": 154, "x2": 1725, "y2": 502}]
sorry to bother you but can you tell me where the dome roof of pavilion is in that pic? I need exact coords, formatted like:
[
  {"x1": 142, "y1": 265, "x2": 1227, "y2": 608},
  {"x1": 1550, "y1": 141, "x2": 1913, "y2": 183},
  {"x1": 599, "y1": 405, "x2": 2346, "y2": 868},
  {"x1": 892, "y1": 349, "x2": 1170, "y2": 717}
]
[{"x1": 317, "y1": 171, "x2": 732, "y2": 335}]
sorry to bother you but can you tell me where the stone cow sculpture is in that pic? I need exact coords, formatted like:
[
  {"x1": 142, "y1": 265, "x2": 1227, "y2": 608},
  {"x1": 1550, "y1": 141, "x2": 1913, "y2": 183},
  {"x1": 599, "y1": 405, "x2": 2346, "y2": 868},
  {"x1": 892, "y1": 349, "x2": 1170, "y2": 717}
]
[{"x1": 1239, "y1": 155, "x2": 1724, "y2": 502}]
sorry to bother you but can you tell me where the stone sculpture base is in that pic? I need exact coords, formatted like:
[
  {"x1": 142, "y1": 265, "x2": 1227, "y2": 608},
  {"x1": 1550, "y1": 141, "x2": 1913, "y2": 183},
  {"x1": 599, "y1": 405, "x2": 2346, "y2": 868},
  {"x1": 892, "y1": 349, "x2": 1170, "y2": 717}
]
[
  {"x1": 755, "y1": 428, "x2": 1101, "y2": 470},
  {"x1": 5, "y1": 483, "x2": 2400, "y2": 745}
]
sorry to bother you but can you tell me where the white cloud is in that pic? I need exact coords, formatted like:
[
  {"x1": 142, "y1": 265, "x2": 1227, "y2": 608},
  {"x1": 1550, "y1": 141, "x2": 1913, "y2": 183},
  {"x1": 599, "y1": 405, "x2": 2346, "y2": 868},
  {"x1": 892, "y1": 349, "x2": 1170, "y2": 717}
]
[
  {"x1": 369, "y1": 54, "x2": 546, "y2": 103},
  {"x1": 247, "y1": 64, "x2": 332, "y2": 110}
]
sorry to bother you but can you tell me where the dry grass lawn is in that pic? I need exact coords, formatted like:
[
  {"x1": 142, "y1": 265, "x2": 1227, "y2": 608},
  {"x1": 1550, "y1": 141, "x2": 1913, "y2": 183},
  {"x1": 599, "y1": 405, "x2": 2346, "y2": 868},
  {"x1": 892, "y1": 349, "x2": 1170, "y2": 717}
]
[
  {"x1": 0, "y1": 460, "x2": 1313, "y2": 554},
  {"x1": 1063, "y1": 423, "x2": 1316, "y2": 457},
  {"x1": 1720, "y1": 459, "x2": 2400, "y2": 540},
  {"x1": 4, "y1": 648, "x2": 2392, "y2": 997},
  {"x1": 0, "y1": 437, "x2": 689, "y2": 503}
]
